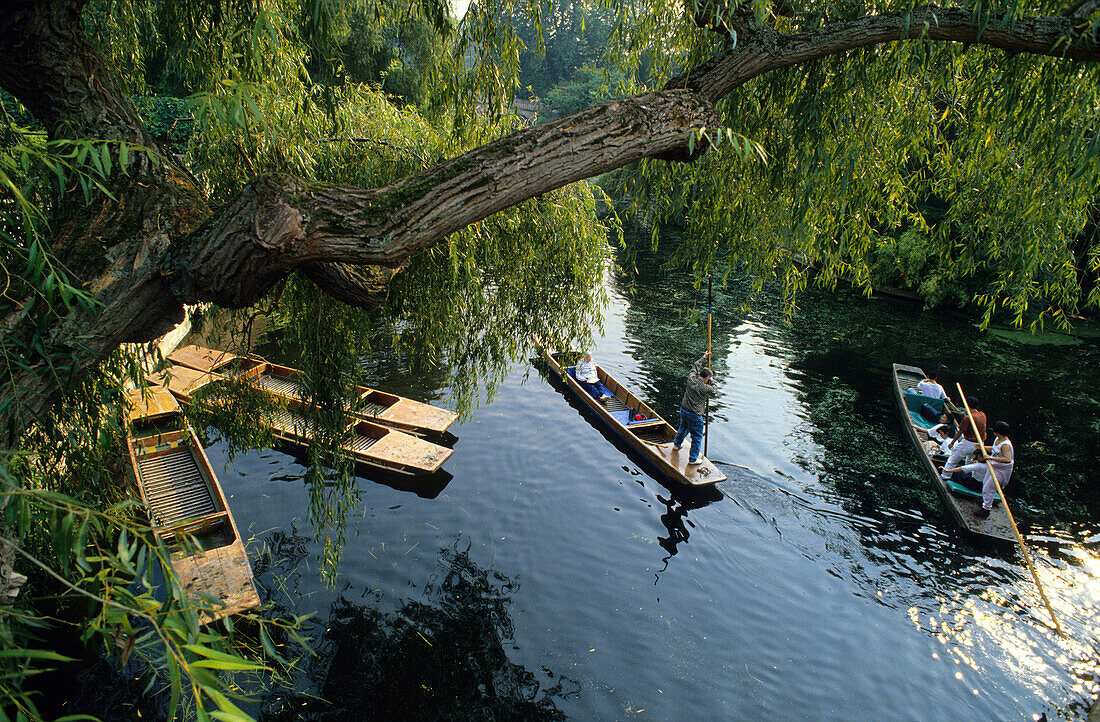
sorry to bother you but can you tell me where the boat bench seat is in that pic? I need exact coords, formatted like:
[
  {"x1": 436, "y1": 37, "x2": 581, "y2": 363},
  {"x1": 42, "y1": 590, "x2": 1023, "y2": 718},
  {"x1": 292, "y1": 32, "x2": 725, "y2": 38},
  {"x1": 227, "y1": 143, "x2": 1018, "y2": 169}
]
[{"x1": 609, "y1": 410, "x2": 658, "y2": 427}]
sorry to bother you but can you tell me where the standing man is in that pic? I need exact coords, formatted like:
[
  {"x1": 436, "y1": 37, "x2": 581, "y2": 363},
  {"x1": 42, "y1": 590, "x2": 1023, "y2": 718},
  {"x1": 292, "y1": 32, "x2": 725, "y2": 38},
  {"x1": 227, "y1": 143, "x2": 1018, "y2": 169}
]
[
  {"x1": 672, "y1": 351, "x2": 717, "y2": 466},
  {"x1": 940, "y1": 395, "x2": 986, "y2": 479}
]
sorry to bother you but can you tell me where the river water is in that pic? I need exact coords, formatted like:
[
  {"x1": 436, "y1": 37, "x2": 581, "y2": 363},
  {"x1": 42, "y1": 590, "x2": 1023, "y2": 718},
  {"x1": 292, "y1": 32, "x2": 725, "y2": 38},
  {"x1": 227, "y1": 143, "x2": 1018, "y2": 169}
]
[{"x1": 212, "y1": 249, "x2": 1100, "y2": 720}]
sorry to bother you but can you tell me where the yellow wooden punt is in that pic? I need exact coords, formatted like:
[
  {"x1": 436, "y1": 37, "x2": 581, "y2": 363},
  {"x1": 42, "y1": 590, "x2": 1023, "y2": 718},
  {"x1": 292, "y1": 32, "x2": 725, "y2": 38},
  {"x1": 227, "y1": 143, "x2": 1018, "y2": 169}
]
[
  {"x1": 124, "y1": 389, "x2": 260, "y2": 622},
  {"x1": 168, "y1": 345, "x2": 457, "y2": 436},
  {"x1": 268, "y1": 400, "x2": 453, "y2": 475}
]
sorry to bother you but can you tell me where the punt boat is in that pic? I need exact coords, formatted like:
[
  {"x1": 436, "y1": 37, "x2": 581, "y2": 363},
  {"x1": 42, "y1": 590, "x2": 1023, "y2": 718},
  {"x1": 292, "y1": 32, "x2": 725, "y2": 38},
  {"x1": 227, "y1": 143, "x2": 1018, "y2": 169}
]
[
  {"x1": 891, "y1": 363, "x2": 1014, "y2": 542},
  {"x1": 268, "y1": 400, "x2": 452, "y2": 476},
  {"x1": 541, "y1": 349, "x2": 725, "y2": 486},
  {"x1": 124, "y1": 388, "x2": 261, "y2": 622},
  {"x1": 147, "y1": 362, "x2": 454, "y2": 477},
  {"x1": 168, "y1": 345, "x2": 457, "y2": 436},
  {"x1": 146, "y1": 363, "x2": 222, "y2": 404}
]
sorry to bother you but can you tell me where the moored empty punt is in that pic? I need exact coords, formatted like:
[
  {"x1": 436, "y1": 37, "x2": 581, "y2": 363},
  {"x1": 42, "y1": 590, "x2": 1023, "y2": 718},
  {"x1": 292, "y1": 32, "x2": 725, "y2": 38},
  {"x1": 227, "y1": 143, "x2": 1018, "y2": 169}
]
[
  {"x1": 269, "y1": 400, "x2": 452, "y2": 476},
  {"x1": 168, "y1": 345, "x2": 457, "y2": 436},
  {"x1": 541, "y1": 349, "x2": 725, "y2": 486},
  {"x1": 124, "y1": 388, "x2": 260, "y2": 622}
]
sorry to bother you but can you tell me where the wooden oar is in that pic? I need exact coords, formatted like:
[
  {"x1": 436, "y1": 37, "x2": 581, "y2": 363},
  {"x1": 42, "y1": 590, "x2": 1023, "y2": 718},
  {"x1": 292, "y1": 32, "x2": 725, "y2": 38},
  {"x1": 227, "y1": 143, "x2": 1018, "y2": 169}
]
[
  {"x1": 956, "y1": 384, "x2": 1065, "y2": 638},
  {"x1": 704, "y1": 274, "x2": 712, "y2": 458}
]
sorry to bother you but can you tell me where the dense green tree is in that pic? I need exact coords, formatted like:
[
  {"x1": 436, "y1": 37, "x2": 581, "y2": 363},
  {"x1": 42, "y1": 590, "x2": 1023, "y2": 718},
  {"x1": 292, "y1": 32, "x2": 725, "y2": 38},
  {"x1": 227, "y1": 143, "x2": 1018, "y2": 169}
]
[
  {"x1": 514, "y1": 0, "x2": 616, "y2": 97},
  {"x1": 340, "y1": 0, "x2": 452, "y2": 108},
  {"x1": 1, "y1": 0, "x2": 1099, "y2": 716}
]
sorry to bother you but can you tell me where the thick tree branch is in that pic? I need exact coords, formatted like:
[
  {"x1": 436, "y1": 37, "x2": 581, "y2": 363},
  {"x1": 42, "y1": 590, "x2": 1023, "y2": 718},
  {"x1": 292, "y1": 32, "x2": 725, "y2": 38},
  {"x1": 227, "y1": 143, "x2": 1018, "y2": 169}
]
[
  {"x1": 171, "y1": 91, "x2": 720, "y2": 308},
  {"x1": 1, "y1": 0, "x2": 1098, "y2": 455},
  {"x1": 671, "y1": 5, "x2": 1100, "y2": 101},
  {"x1": 299, "y1": 262, "x2": 400, "y2": 309}
]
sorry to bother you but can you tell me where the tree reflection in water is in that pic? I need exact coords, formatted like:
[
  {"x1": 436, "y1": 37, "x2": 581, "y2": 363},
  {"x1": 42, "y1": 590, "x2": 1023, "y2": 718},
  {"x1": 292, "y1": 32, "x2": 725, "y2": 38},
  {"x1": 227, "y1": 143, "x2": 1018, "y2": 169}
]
[{"x1": 262, "y1": 545, "x2": 576, "y2": 721}]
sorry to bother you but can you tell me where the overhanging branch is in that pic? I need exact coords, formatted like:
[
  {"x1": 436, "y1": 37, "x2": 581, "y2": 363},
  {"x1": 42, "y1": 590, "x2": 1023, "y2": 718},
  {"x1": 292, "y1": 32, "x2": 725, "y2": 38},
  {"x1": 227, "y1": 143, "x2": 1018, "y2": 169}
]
[{"x1": 672, "y1": 5, "x2": 1100, "y2": 101}]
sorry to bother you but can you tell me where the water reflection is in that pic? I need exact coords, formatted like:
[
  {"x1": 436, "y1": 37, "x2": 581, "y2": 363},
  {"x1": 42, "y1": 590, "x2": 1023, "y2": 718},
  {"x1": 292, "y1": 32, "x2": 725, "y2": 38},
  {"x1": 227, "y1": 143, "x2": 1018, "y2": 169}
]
[
  {"x1": 260, "y1": 545, "x2": 574, "y2": 721},
  {"x1": 612, "y1": 245, "x2": 751, "y2": 424}
]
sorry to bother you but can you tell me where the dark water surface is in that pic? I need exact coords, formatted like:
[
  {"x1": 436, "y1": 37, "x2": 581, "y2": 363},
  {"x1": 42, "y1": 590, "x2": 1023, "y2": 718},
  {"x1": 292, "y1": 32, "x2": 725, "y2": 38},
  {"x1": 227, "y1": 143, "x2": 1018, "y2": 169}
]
[{"x1": 216, "y1": 260, "x2": 1100, "y2": 720}]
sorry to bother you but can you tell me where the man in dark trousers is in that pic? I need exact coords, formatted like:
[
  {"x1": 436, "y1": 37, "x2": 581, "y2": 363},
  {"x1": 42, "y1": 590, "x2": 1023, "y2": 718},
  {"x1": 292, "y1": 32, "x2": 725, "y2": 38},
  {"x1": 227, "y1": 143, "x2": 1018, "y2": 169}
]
[{"x1": 671, "y1": 350, "x2": 717, "y2": 466}]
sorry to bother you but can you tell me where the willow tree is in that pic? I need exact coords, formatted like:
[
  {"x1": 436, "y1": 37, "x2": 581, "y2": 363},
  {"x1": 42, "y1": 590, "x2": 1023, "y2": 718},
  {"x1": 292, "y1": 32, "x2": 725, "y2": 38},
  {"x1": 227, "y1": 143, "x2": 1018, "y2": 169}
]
[
  {"x1": 0, "y1": 0, "x2": 1097, "y2": 715},
  {"x1": 1, "y1": 0, "x2": 1098, "y2": 446}
]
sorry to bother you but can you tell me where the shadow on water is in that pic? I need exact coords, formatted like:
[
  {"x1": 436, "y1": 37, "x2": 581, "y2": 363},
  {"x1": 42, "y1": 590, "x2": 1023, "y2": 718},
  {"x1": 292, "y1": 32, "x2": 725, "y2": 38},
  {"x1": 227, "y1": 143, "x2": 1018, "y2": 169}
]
[{"x1": 259, "y1": 544, "x2": 576, "y2": 721}]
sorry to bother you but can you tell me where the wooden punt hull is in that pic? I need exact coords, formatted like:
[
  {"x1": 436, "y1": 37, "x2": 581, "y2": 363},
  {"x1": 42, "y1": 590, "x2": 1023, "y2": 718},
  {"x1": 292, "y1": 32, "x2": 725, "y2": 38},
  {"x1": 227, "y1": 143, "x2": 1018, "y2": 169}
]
[
  {"x1": 168, "y1": 345, "x2": 458, "y2": 436},
  {"x1": 891, "y1": 363, "x2": 1014, "y2": 542},
  {"x1": 541, "y1": 349, "x2": 725, "y2": 486},
  {"x1": 125, "y1": 389, "x2": 260, "y2": 622},
  {"x1": 147, "y1": 364, "x2": 222, "y2": 404},
  {"x1": 269, "y1": 401, "x2": 453, "y2": 476}
]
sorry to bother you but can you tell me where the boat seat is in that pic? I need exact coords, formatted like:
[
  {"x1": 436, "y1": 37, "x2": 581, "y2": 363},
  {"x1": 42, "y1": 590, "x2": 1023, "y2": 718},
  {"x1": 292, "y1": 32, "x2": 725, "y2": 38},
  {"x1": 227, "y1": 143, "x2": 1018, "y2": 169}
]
[
  {"x1": 624, "y1": 418, "x2": 664, "y2": 430},
  {"x1": 609, "y1": 409, "x2": 658, "y2": 426}
]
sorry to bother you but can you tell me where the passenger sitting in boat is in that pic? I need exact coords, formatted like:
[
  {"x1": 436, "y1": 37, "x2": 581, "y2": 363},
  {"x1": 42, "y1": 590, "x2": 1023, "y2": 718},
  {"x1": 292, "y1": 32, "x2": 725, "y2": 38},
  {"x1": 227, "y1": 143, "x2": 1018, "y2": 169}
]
[
  {"x1": 917, "y1": 368, "x2": 949, "y2": 401},
  {"x1": 672, "y1": 350, "x2": 717, "y2": 467},
  {"x1": 576, "y1": 352, "x2": 613, "y2": 402},
  {"x1": 944, "y1": 421, "x2": 1014, "y2": 518},
  {"x1": 940, "y1": 396, "x2": 986, "y2": 480},
  {"x1": 927, "y1": 412, "x2": 958, "y2": 454}
]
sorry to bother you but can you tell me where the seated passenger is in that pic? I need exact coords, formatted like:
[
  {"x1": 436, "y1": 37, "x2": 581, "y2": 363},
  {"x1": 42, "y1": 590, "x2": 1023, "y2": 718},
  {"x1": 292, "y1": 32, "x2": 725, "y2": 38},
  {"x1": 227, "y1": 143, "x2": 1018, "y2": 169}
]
[
  {"x1": 927, "y1": 412, "x2": 958, "y2": 454},
  {"x1": 943, "y1": 421, "x2": 1014, "y2": 518},
  {"x1": 917, "y1": 368, "x2": 949, "y2": 401},
  {"x1": 576, "y1": 352, "x2": 613, "y2": 402}
]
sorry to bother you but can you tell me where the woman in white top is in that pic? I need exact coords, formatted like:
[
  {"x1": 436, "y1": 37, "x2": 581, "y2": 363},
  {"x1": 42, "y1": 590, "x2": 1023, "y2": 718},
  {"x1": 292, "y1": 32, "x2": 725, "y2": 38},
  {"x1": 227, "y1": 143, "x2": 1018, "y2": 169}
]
[{"x1": 944, "y1": 420, "x2": 1014, "y2": 517}]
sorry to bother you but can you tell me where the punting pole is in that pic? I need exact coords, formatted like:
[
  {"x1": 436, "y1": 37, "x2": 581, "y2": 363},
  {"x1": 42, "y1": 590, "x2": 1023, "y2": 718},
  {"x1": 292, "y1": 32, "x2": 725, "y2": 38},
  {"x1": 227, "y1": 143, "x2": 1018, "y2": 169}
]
[
  {"x1": 956, "y1": 383, "x2": 1065, "y2": 639},
  {"x1": 705, "y1": 274, "x2": 712, "y2": 457}
]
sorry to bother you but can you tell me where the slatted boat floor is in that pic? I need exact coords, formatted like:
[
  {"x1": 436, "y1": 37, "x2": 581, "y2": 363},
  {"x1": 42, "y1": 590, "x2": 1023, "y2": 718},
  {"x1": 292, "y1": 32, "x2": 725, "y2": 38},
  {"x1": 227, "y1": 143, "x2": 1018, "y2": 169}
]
[
  {"x1": 347, "y1": 434, "x2": 380, "y2": 452},
  {"x1": 603, "y1": 397, "x2": 628, "y2": 412},
  {"x1": 255, "y1": 375, "x2": 302, "y2": 398},
  {"x1": 272, "y1": 409, "x2": 319, "y2": 438},
  {"x1": 359, "y1": 402, "x2": 388, "y2": 416},
  {"x1": 633, "y1": 427, "x2": 667, "y2": 444},
  {"x1": 136, "y1": 448, "x2": 217, "y2": 526}
]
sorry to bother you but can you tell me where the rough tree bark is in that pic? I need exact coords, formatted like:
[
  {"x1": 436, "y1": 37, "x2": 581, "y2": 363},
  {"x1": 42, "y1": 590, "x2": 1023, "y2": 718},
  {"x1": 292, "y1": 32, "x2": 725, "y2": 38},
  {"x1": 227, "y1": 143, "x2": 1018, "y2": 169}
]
[{"x1": 0, "y1": 0, "x2": 1097, "y2": 455}]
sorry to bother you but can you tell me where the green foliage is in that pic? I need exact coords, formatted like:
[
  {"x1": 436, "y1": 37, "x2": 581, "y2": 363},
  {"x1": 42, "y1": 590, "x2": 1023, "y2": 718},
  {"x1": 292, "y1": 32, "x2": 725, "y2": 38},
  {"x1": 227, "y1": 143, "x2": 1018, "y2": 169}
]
[
  {"x1": 187, "y1": 375, "x2": 280, "y2": 462},
  {"x1": 340, "y1": 0, "x2": 454, "y2": 108},
  {"x1": 614, "y1": 32, "x2": 1100, "y2": 327},
  {"x1": 384, "y1": 183, "x2": 613, "y2": 416},
  {"x1": 543, "y1": 64, "x2": 622, "y2": 116},
  {"x1": 268, "y1": 280, "x2": 372, "y2": 583},
  {"x1": 513, "y1": 0, "x2": 616, "y2": 99},
  {"x1": 131, "y1": 96, "x2": 194, "y2": 148}
]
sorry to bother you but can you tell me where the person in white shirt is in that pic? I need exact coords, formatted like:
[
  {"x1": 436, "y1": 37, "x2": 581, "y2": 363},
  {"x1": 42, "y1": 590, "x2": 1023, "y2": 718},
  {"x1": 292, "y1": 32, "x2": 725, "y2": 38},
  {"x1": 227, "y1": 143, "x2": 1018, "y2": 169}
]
[
  {"x1": 575, "y1": 352, "x2": 612, "y2": 401},
  {"x1": 926, "y1": 411, "x2": 958, "y2": 454},
  {"x1": 916, "y1": 369, "x2": 948, "y2": 401}
]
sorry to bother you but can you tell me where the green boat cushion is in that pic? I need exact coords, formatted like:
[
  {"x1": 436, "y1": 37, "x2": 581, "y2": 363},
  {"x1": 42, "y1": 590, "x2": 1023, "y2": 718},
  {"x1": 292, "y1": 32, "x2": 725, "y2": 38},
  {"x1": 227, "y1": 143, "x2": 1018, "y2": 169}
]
[{"x1": 902, "y1": 391, "x2": 944, "y2": 430}]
